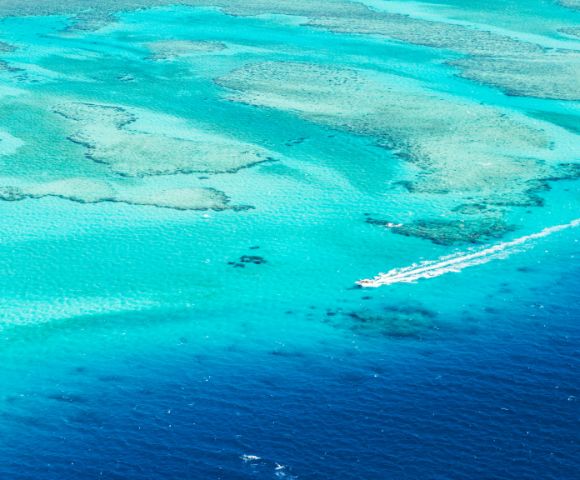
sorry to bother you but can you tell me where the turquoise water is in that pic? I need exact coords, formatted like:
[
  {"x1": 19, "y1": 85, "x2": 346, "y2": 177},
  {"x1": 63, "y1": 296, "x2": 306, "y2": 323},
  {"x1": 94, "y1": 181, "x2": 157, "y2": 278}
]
[{"x1": 0, "y1": 1, "x2": 578, "y2": 478}]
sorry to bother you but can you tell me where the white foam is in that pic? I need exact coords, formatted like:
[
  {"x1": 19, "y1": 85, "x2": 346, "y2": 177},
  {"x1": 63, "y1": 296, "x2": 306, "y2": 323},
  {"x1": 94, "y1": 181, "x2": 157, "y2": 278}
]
[
  {"x1": 240, "y1": 454, "x2": 261, "y2": 462},
  {"x1": 358, "y1": 219, "x2": 580, "y2": 287}
]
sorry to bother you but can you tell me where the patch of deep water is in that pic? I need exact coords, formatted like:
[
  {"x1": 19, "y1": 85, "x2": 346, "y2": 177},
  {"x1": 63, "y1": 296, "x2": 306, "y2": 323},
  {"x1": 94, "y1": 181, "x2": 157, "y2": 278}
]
[
  {"x1": 1, "y1": 262, "x2": 579, "y2": 479},
  {"x1": 0, "y1": 194, "x2": 579, "y2": 480}
]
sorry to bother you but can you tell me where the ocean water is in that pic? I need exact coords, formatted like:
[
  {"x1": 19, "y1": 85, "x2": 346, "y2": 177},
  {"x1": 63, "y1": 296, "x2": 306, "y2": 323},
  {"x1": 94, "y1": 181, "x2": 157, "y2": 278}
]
[{"x1": 0, "y1": 1, "x2": 578, "y2": 479}]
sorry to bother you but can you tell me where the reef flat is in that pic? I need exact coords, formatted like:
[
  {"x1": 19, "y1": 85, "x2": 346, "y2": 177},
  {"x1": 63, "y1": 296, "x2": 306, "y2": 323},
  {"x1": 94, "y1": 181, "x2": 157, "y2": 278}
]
[
  {"x1": 218, "y1": 61, "x2": 577, "y2": 241},
  {"x1": 0, "y1": 180, "x2": 236, "y2": 211},
  {"x1": 145, "y1": 40, "x2": 228, "y2": 60},
  {"x1": 53, "y1": 102, "x2": 272, "y2": 176},
  {"x1": 451, "y1": 51, "x2": 580, "y2": 100}
]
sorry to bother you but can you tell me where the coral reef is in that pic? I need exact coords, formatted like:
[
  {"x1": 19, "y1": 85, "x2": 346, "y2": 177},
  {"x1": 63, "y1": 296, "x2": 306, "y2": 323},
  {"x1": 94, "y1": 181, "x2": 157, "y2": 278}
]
[
  {"x1": 451, "y1": 52, "x2": 580, "y2": 101},
  {"x1": 54, "y1": 102, "x2": 273, "y2": 177},
  {"x1": 145, "y1": 40, "x2": 227, "y2": 60},
  {"x1": 0, "y1": 178, "x2": 241, "y2": 211},
  {"x1": 367, "y1": 216, "x2": 515, "y2": 246}
]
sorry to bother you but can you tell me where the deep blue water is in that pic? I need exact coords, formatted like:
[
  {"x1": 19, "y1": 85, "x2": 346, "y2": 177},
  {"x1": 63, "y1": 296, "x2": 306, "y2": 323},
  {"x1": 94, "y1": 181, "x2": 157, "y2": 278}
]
[{"x1": 1, "y1": 229, "x2": 578, "y2": 479}]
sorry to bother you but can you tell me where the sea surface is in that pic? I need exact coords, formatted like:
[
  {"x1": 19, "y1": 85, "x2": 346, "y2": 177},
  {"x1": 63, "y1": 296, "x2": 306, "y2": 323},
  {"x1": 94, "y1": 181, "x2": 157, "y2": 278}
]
[{"x1": 0, "y1": 1, "x2": 578, "y2": 479}]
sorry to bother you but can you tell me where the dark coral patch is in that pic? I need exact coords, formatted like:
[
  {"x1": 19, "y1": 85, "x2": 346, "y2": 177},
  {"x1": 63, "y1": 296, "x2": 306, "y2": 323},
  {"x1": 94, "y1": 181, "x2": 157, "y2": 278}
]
[
  {"x1": 46, "y1": 392, "x2": 89, "y2": 404},
  {"x1": 322, "y1": 303, "x2": 440, "y2": 339},
  {"x1": 366, "y1": 215, "x2": 515, "y2": 245},
  {"x1": 240, "y1": 255, "x2": 267, "y2": 265},
  {"x1": 229, "y1": 254, "x2": 267, "y2": 268}
]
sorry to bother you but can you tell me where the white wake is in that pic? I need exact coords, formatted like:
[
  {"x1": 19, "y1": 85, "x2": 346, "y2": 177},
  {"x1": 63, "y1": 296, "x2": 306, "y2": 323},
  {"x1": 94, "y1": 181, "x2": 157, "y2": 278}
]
[{"x1": 357, "y1": 218, "x2": 580, "y2": 288}]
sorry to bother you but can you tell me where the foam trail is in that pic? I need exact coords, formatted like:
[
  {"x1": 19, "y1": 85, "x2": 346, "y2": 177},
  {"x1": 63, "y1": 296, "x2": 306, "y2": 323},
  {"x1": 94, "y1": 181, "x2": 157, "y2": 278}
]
[{"x1": 358, "y1": 219, "x2": 580, "y2": 287}]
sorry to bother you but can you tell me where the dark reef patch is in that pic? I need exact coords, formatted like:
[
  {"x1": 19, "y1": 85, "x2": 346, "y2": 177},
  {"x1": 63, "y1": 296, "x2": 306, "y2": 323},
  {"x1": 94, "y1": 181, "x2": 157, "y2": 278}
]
[
  {"x1": 229, "y1": 255, "x2": 267, "y2": 268},
  {"x1": 549, "y1": 162, "x2": 580, "y2": 181},
  {"x1": 46, "y1": 392, "x2": 89, "y2": 404},
  {"x1": 270, "y1": 349, "x2": 305, "y2": 358},
  {"x1": 285, "y1": 136, "x2": 307, "y2": 147},
  {"x1": 323, "y1": 303, "x2": 440, "y2": 339},
  {"x1": 66, "y1": 410, "x2": 105, "y2": 427},
  {"x1": 517, "y1": 266, "x2": 534, "y2": 273},
  {"x1": 240, "y1": 255, "x2": 266, "y2": 264},
  {"x1": 452, "y1": 203, "x2": 492, "y2": 215},
  {"x1": 366, "y1": 215, "x2": 515, "y2": 245},
  {"x1": 0, "y1": 59, "x2": 24, "y2": 74},
  {"x1": 0, "y1": 42, "x2": 16, "y2": 53}
]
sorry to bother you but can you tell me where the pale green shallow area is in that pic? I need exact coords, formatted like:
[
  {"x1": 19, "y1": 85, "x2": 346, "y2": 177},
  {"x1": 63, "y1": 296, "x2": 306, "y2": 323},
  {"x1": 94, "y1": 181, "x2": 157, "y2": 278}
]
[{"x1": 0, "y1": 0, "x2": 577, "y2": 329}]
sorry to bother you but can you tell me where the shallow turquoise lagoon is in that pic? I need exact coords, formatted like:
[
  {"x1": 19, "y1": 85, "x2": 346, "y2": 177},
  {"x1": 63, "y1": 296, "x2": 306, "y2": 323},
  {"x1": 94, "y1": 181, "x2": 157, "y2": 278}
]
[{"x1": 0, "y1": 1, "x2": 578, "y2": 479}]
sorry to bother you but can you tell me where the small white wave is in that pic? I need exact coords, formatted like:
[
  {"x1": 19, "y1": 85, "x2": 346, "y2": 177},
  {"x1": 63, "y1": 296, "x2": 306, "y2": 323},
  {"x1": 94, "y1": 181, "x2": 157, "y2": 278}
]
[
  {"x1": 358, "y1": 218, "x2": 580, "y2": 287},
  {"x1": 240, "y1": 454, "x2": 261, "y2": 462}
]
